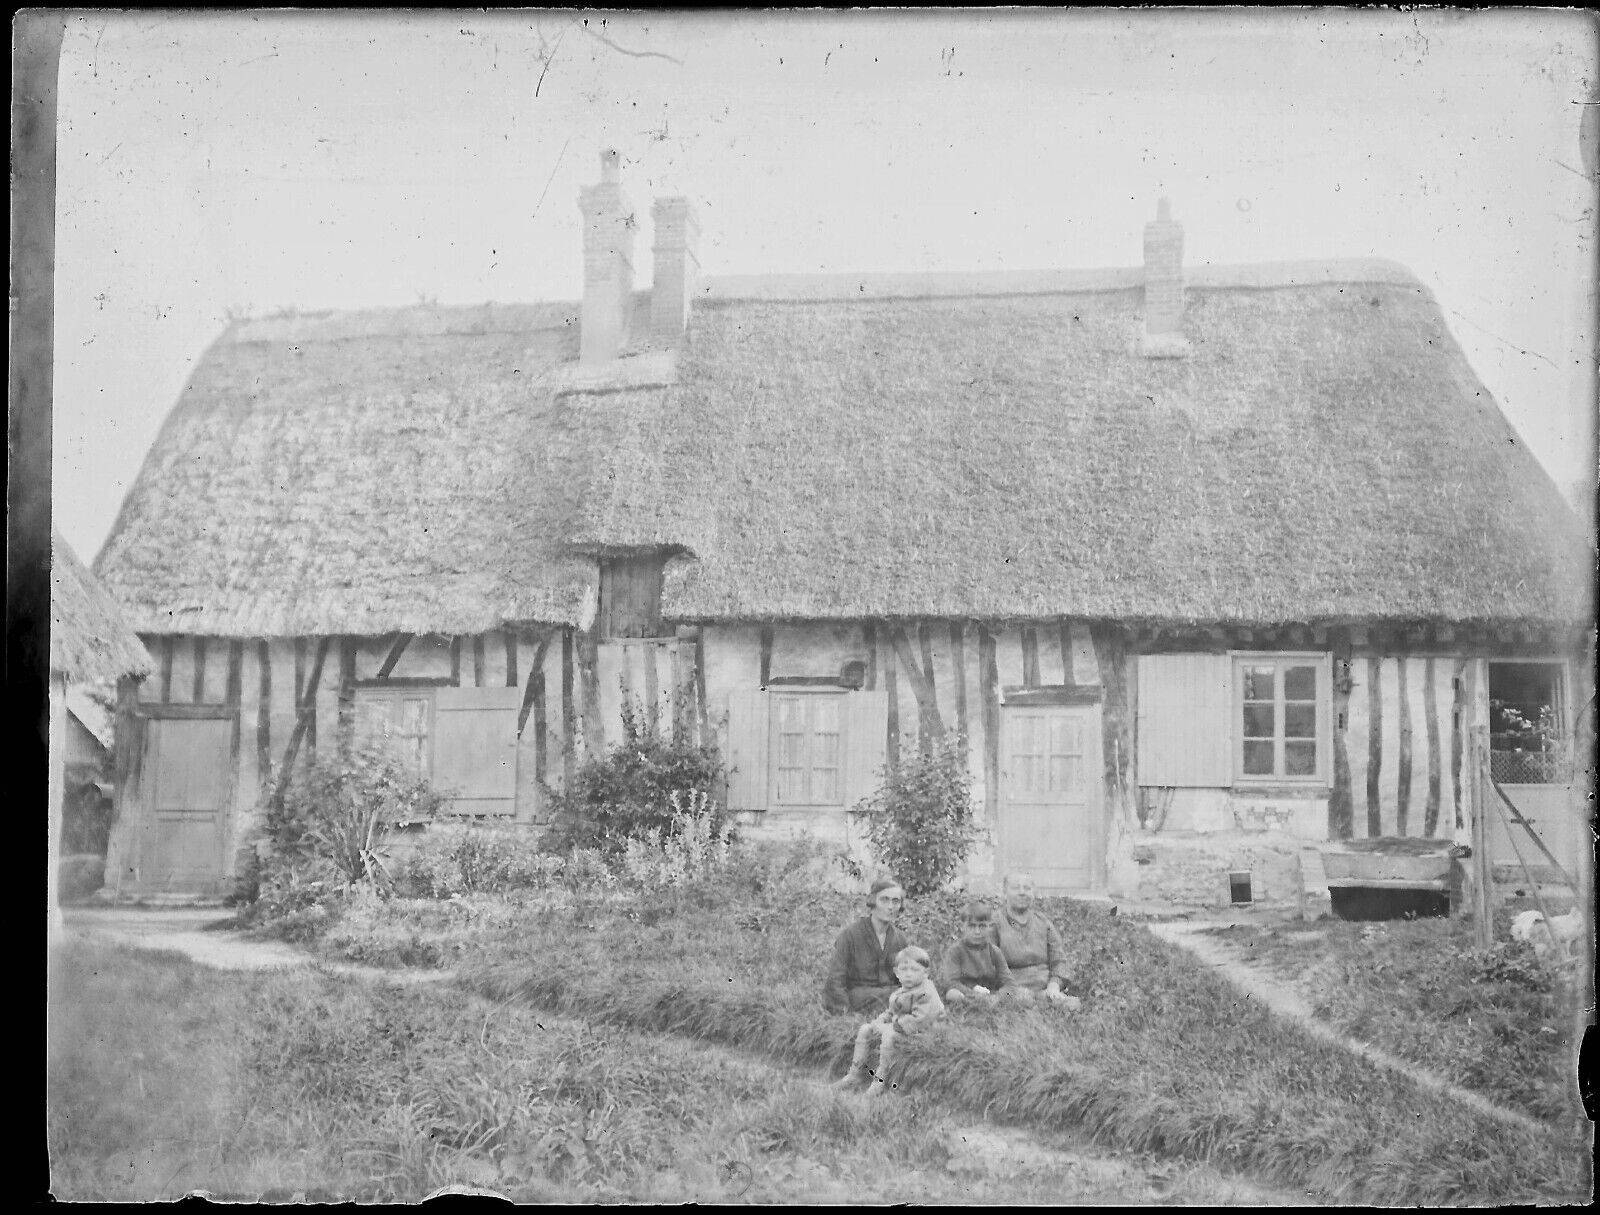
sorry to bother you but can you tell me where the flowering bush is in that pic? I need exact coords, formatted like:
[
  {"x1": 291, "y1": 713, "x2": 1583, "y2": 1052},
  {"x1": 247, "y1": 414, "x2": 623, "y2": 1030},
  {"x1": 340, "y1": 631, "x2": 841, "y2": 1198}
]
[{"x1": 615, "y1": 791, "x2": 734, "y2": 891}]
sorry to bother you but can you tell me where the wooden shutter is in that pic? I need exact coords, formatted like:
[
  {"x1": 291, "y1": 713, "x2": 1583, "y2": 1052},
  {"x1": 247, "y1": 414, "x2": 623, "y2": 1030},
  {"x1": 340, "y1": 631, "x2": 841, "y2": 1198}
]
[
  {"x1": 843, "y1": 689, "x2": 890, "y2": 811},
  {"x1": 724, "y1": 689, "x2": 770, "y2": 812},
  {"x1": 433, "y1": 686, "x2": 521, "y2": 816},
  {"x1": 1136, "y1": 654, "x2": 1233, "y2": 787}
]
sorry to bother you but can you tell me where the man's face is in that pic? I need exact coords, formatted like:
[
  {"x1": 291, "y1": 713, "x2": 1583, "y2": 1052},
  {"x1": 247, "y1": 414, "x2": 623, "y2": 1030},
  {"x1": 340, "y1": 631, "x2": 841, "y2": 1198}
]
[{"x1": 870, "y1": 887, "x2": 904, "y2": 925}]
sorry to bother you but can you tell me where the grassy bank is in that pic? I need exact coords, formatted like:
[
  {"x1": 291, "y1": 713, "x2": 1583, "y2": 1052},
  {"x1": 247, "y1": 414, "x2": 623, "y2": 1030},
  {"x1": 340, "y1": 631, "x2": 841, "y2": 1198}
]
[
  {"x1": 49, "y1": 939, "x2": 1280, "y2": 1204},
  {"x1": 442, "y1": 886, "x2": 1590, "y2": 1206},
  {"x1": 1194, "y1": 916, "x2": 1578, "y2": 1122}
]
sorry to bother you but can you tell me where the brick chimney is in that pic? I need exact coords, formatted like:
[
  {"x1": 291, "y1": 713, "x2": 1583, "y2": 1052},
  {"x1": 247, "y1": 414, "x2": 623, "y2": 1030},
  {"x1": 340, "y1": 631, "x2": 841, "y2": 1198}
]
[
  {"x1": 578, "y1": 149, "x2": 636, "y2": 364},
  {"x1": 1141, "y1": 197, "x2": 1190, "y2": 357},
  {"x1": 650, "y1": 196, "x2": 700, "y2": 345}
]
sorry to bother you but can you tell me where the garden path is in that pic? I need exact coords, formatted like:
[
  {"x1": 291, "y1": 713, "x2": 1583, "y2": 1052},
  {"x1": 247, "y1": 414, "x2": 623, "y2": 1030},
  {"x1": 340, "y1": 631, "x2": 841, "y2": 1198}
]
[
  {"x1": 1145, "y1": 919, "x2": 1547, "y2": 1134},
  {"x1": 59, "y1": 907, "x2": 457, "y2": 984}
]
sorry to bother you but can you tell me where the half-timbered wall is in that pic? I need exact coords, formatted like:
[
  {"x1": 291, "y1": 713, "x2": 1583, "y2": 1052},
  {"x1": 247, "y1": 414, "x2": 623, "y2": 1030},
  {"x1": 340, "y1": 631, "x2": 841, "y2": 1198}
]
[
  {"x1": 703, "y1": 619, "x2": 1107, "y2": 820},
  {"x1": 111, "y1": 627, "x2": 589, "y2": 892}
]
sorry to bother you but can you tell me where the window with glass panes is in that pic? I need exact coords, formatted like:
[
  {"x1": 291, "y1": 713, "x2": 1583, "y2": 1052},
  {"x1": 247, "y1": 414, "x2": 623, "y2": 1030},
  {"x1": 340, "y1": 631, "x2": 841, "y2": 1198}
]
[
  {"x1": 1234, "y1": 657, "x2": 1325, "y2": 781},
  {"x1": 353, "y1": 688, "x2": 434, "y2": 780},
  {"x1": 772, "y1": 693, "x2": 844, "y2": 805}
]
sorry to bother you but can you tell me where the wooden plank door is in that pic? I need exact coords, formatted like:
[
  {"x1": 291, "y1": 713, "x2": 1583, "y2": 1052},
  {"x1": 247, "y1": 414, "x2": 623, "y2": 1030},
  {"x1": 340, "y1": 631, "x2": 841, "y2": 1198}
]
[
  {"x1": 1001, "y1": 705, "x2": 1102, "y2": 892},
  {"x1": 432, "y1": 686, "x2": 522, "y2": 817},
  {"x1": 141, "y1": 716, "x2": 233, "y2": 892}
]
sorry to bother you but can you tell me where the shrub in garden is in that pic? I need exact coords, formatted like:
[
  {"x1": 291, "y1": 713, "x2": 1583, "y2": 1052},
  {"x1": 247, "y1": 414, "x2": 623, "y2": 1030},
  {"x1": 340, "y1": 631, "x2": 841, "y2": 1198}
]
[
  {"x1": 849, "y1": 734, "x2": 984, "y2": 897},
  {"x1": 242, "y1": 744, "x2": 451, "y2": 931},
  {"x1": 398, "y1": 821, "x2": 560, "y2": 899},
  {"x1": 543, "y1": 698, "x2": 730, "y2": 857},
  {"x1": 260, "y1": 742, "x2": 449, "y2": 887}
]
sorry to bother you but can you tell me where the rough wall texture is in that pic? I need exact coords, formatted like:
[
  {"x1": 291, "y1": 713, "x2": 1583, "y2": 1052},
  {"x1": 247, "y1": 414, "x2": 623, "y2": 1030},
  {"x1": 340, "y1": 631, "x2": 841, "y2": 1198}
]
[{"x1": 1123, "y1": 830, "x2": 1305, "y2": 908}]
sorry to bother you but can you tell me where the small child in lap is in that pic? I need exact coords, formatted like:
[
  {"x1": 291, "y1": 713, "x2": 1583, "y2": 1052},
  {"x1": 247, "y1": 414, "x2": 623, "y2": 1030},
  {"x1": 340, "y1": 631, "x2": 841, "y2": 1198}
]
[
  {"x1": 831, "y1": 946, "x2": 944, "y2": 1097},
  {"x1": 940, "y1": 900, "x2": 1014, "y2": 1004}
]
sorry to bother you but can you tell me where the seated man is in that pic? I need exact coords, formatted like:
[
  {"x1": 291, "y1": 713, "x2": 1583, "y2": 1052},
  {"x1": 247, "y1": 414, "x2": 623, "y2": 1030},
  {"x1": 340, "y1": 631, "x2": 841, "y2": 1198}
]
[
  {"x1": 990, "y1": 871, "x2": 1080, "y2": 1008},
  {"x1": 823, "y1": 877, "x2": 910, "y2": 1015},
  {"x1": 939, "y1": 899, "x2": 1014, "y2": 1004}
]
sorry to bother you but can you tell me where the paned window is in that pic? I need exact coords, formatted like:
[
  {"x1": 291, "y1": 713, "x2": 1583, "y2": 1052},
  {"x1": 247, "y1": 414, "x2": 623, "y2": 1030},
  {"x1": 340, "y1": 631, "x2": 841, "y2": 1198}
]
[
  {"x1": 772, "y1": 692, "x2": 844, "y2": 805},
  {"x1": 1233, "y1": 656, "x2": 1327, "y2": 782},
  {"x1": 354, "y1": 688, "x2": 434, "y2": 780}
]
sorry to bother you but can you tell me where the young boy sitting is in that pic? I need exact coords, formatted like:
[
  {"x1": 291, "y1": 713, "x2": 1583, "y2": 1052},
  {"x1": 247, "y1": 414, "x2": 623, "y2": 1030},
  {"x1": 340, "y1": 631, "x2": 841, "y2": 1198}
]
[
  {"x1": 830, "y1": 945, "x2": 945, "y2": 1097},
  {"x1": 939, "y1": 899, "x2": 1014, "y2": 1004}
]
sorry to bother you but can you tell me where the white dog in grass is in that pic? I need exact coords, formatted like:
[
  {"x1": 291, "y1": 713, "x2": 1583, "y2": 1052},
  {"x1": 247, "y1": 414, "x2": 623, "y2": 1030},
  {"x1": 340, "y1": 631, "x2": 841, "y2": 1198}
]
[{"x1": 1510, "y1": 909, "x2": 1586, "y2": 968}]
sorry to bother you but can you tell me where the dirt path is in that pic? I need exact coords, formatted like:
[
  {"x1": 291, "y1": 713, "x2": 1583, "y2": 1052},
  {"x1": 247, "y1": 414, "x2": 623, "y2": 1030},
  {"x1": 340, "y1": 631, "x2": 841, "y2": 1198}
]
[{"x1": 1144, "y1": 919, "x2": 1547, "y2": 1134}]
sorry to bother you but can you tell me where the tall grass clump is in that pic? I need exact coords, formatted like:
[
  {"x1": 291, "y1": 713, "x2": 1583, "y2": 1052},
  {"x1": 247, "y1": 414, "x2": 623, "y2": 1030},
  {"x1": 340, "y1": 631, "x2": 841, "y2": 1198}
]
[
  {"x1": 543, "y1": 699, "x2": 730, "y2": 857},
  {"x1": 850, "y1": 734, "x2": 984, "y2": 896}
]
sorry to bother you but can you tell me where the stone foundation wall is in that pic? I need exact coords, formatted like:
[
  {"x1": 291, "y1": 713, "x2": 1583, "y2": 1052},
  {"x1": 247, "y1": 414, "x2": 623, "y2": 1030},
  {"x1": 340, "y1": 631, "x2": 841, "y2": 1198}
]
[{"x1": 1123, "y1": 829, "x2": 1306, "y2": 908}]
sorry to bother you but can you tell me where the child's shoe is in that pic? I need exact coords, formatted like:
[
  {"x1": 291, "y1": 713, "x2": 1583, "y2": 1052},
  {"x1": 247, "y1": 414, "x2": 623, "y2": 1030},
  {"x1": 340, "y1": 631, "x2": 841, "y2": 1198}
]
[{"x1": 830, "y1": 1067, "x2": 868, "y2": 1091}]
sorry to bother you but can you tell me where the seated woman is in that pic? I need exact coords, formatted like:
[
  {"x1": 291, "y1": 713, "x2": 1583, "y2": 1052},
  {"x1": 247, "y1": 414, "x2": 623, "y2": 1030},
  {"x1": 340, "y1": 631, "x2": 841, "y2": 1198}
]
[
  {"x1": 990, "y1": 872, "x2": 1080, "y2": 1008},
  {"x1": 822, "y1": 877, "x2": 910, "y2": 1015}
]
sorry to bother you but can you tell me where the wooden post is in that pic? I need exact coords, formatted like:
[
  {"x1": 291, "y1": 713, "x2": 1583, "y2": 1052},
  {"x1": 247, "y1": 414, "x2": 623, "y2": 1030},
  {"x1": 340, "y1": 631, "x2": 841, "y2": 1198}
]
[{"x1": 1468, "y1": 721, "x2": 1493, "y2": 949}]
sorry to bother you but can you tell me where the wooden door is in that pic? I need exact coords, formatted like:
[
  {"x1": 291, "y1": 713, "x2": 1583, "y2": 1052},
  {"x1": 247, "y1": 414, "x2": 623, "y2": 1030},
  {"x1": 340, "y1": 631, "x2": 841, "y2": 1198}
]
[
  {"x1": 1001, "y1": 705, "x2": 1102, "y2": 891},
  {"x1": 433, "y1": 686, "x2": 522, "y2": 817},
  {"x1": 141, "y1": 716, "x2": 233, "y2": 892}
]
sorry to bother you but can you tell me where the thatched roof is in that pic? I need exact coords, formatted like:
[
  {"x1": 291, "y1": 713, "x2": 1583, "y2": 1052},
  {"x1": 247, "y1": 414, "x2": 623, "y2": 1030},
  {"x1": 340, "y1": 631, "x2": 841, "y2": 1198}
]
[
  {"x1": 639, "y1": 264, "x2": 1591, "y2": 627},
  {"x1": 95, "y1": 302, "x2": 659, "y2": 636},
  {"x1": 51, "y1": 531, "x2": 152, "y2": 683},
  {"x1": 95, "y1": 262, "x2": 1591, "y2": 635}
]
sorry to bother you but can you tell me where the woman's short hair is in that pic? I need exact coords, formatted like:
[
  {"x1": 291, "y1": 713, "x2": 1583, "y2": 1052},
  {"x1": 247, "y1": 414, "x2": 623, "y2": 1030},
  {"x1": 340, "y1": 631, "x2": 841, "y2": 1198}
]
[
  {"x1": 895, "y1": 945, "x2": 931, "y2": 969},
  {"x1": 865, "y1": 875, "x2": 904, "y2": 908},
  {"x1": 1002, "y1": 872, "x2": 1034, "y2": 892}
]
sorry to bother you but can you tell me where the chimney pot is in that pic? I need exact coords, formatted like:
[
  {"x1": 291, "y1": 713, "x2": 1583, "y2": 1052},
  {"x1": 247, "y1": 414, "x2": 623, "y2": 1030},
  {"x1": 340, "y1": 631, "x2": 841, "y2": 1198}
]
[
  {"x1": 578, "y1": 150, "x2": 636, "y2": 364},
  {"x1": 1141, "y1": 198, "x2": 1188, "y2": 355},
  {"x1": 651, "y1": 196, "x2": 701, "y2": 346}
]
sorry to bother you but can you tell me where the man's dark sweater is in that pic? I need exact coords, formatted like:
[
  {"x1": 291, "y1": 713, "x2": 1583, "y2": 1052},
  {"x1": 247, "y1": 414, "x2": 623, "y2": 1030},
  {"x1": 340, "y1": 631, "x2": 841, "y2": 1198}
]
[{"x1": 823, "y1": 916, "x2": 910, "y2": 1014}]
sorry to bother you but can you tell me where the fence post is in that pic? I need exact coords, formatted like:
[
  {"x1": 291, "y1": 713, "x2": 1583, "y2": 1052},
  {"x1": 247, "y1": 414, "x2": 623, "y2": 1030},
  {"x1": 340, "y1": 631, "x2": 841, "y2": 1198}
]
[{"x1": 1468, "y1": 722, "x2": 1493, "y2": 949}]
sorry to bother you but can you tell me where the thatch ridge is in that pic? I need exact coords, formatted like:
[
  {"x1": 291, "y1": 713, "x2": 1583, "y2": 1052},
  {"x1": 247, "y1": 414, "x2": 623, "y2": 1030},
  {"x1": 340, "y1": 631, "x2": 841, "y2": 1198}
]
[
  {"x1": 51, "y1": 531, "x2": 152, "y2": 684},
  {"x1": 702, "y1": 258, "x2": 1418, "y2": 302}
]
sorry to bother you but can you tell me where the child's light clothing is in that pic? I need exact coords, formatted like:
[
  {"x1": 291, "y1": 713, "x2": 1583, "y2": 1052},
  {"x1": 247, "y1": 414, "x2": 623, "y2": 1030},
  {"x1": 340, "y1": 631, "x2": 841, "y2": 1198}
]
[
  {"x1": 836, "y1": 976, "x2": 945, "y2": 1096},
  {"x1": 884, "y1": 976, "x2": 945, "y2": 1032}
]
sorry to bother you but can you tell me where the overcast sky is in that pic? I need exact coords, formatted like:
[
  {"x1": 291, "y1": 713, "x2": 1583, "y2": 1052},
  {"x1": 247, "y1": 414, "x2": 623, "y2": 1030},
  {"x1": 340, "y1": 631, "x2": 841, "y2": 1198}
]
[{"x1": 51, "y1": 9, "x2": 1598, "y2": 562}]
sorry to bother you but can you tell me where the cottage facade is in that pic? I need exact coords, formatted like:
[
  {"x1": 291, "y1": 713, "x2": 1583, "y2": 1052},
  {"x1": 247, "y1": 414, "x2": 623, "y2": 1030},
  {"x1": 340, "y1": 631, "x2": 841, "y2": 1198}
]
[{"x1": 95, "y1": 154, "x2": 1592, "y2": 904}]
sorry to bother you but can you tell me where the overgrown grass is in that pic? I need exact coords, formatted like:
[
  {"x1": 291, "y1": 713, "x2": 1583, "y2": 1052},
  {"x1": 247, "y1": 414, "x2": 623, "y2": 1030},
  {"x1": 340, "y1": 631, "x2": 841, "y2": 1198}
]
[
  {"x1": 1194, "y1": 913, "x2": 1580, "y2": 1122},
  {"x1": 48, "y1": 940, "x2": 1276, "y2": 1204},
  {"x1": 447, "y1": 886, "x2": 1590, "y2": 1206}
]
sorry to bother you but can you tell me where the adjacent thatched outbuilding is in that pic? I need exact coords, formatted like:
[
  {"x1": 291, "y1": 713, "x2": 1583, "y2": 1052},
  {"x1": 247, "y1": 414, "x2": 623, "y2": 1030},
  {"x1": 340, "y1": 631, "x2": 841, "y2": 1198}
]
[
  {"x1": 93, "y1": 154, "x2": 1592, "y2": 906},
  {"x1": 49, "y1": 531, "x2": 151, "y2": 933}
]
